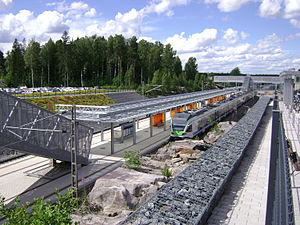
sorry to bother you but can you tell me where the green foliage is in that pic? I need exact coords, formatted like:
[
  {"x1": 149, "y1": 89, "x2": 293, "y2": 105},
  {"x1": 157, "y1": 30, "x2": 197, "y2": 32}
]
[
  {"x1": 123, "y1": 151, "x2": 141, "y2": 169},
  {"x1": 25, "y1": 94, "x2": 115, "y2": 112},
  {"x1": 0, "y1": 189, "x2": 79, "y2": 225},
  {"x1": 6, "y1": 39, "x2": 26, "y2": 86},
  {"x1": 185, "y1": 57, "x2": 198, "y2": 81},
  {"x1": 230, "y1": 67, "x2": 241, "y2": 75},
  {"x1": 24, "y1": 40, "x2": 41, "y2": 88},
  {"x1": 161, "y1": 167, "x2": 172, "y2": 178},
  {"x1": 124, "y1": 64, "x2": 135, "y2": 87},
  {"x1": 1, "y1": 32, "x2": 219, "y2": 95},
  {"x1": 0, "y1": 50, "x2": 5, "y2": 78},
  {"x1": 208, "y1": 118, "x2": 219, "y2": 132}
]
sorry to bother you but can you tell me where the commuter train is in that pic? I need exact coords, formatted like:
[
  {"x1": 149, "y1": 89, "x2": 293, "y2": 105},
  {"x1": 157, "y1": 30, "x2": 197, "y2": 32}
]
[{"x1": 170, "y1": 91, "x2": 255, "y2": 139}]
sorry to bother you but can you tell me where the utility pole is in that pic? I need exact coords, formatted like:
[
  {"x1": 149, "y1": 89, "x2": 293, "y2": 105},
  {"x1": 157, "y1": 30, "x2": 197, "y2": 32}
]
[
  {"x1": 71, "y1": 105, "x2": 78, "y2": 198},
  {"x1": 81, "y1": 70, "x2": 83, "y2": 87},
  {"x1": 142, "y1": 81, "x2": 145, "y2": 99}
]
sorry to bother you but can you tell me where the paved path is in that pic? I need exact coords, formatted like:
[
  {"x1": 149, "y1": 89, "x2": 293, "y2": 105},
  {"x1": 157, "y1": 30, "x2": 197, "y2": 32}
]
[
  {"x1": 207, "y1": 104, "x2": 272, "y2": 225},
  {"x1": 280, "y1": 103, "x2": 300, "y2": 225}
]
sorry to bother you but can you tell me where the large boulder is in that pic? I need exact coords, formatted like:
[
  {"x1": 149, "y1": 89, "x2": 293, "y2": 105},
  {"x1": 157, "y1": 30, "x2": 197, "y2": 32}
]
[
  {"x1": 155, "y1": 140, "x2": 203, "y2": 161},
  {"x1": 88, "y1": 167, "x2": 166, "y2": 214},
  {"x1": 140, "y1": 157, "x2": 166, "y2": 169}
]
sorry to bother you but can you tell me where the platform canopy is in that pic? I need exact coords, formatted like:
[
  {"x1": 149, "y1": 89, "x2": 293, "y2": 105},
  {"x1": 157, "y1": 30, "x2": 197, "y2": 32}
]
[{"x1": 56, "y1": 88, "x2": 240, "y2": 123}]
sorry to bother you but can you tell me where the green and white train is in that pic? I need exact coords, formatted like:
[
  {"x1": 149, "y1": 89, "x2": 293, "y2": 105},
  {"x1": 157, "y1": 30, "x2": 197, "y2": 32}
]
[{"x1": 170, "y1": 91, "x2": 256, "y2": 139}]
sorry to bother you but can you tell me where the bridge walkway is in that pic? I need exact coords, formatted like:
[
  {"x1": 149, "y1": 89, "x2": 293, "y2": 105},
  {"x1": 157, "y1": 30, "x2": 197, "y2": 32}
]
[{"x1": 207, "y1": 102, "x2": 272, "y2": 224}]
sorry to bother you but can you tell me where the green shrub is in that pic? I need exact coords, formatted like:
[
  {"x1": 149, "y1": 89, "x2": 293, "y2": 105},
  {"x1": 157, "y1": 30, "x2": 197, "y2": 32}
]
[
  {"x1": 123, "y1": 151, "x2": 141, "y2": 169},
  {"x1": 0, "y1": 189, "x2": 79, "y2": 225},
  {"x1": 161, "y1": 167, "x2": 172, "y2": 178},
  {"x1": 208, "y1": 118, "x2": 219, "y2": 132}
]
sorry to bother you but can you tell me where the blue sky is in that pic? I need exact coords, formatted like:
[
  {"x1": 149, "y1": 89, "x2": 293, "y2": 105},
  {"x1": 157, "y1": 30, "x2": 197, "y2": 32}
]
[{"x1": 1, "y1": 0, "x2": 300, "y2": 74}]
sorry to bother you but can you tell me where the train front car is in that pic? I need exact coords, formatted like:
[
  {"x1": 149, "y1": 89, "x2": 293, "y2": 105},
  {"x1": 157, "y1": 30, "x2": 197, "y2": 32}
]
[
  {"x1": 171, "y1": 111, "x2": 190, "y2": 139},
  {"x1": 170, "y1": 91, "x2": 256, "y2": 140},
  {"x1": 171, "y1": 108, "x2": 207, "y2": 139}
]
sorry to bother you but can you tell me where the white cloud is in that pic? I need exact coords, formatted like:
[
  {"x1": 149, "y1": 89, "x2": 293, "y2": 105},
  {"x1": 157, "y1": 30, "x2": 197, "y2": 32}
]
[
  {"x1": 0, "y1": 0, "x2": 195, "y2": 49},
  {"x1": 0, "y1": 10, "x2": 32, "y2": 42},
  {"x1": 144, "y1": 0, "x2": 191, "y2": 16},
  {"x1": 223, "y1": 28, "x2": 239, "y2": 44},
  {"x1": 0, "y1": 0, "x2": 12, "y2": 10},
  {"x1": 203, "y1": 0, "x2": 300, "y2": 28},
  {"x1": 166, "y1": 29, "x2": 218, "y2": 53},
  {"x1": 66, "y1": 1, "x2": 88, "y2": 18},
  {"x1": 204, "y1": 0, "x2": 252, "y2": 12},
  {"x1": 290, "y1": 18, "x2": 300, "y2": 28},
  {"x1": 241, "y1": 31, "x2": 249, "y2": 39},
  {"x1": 85, "y1": 8, "x2": 97, "y2": 17},
  {"x1": 70, "y1": 0, "x2": 192, "y2": 38},
  {"x1": 36, "y1": 11, "x2": 68, "y2": 33},
  {"x1": 172, "y1": 31, "x2": 299, "y2": 74},
  {"x1": 284, "y1": 0, "x2": 300, "y2": 19},
  {"x1": 89, "y1": 8, "x2": 143, "y2": 38},
  {"x1": 222, "y1": 29, "x2": 249, "y2": 44},
  {"x1": 259, "y1": 0, "x2": 282, "y2": 18},
  {"x1": 0, "y1": 9, "x2": 68, "y2": 43},
  {"x1": 46, "y1": 0, "x2": 191, "y2": 40}
]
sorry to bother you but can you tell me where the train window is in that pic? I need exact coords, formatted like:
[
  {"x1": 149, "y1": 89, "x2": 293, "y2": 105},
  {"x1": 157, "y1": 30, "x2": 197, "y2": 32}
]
[
  {"x1": 186, "y1": 125, "x2": 192, "y2": 132},
  {"x1": 172, "y1": 125, "x2": 185, "y2": 131}
]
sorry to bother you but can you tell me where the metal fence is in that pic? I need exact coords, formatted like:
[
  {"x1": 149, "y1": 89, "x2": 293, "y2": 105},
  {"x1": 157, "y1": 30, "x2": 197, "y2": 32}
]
[
  {"x1": 265, "y1": 95, "x2": 295, "y2": 225},
  {"x1": 0, "y1": 91, "x2": 93, "y2": 165}
]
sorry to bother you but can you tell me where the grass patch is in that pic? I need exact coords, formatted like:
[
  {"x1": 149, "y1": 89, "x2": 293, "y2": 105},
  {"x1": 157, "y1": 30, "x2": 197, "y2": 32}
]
[
  {"x1": 14, "y1": 89, "x2": 115, "y2": 98},
  {"x1": 161, "y1": 167, "x2": 172, "y2": 178},
  {"x1": 25, "y1": 94, "x2": 115, "y2": 112},
  {"x1": 123, "y1": 151, "x2": 141, "y2": 169}
]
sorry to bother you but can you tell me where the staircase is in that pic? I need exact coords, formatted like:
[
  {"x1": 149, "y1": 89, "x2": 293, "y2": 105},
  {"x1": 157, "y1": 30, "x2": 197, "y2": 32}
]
[{"x1": 0, "y1": 91, "x2": 93, "y2": 165}]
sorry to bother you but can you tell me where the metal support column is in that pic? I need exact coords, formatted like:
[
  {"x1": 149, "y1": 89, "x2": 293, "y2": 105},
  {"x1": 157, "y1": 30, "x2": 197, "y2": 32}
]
[
  {"x1": 163, "y1": 111, "x2": 167, "y2": 131},
  {"x1": 149, "y1": 114, "x2": 153, "y2": 137},
  {"x1": 49, "y1": 159, "x2": 57, "y2": 167},
  {"x1": 298, "y1": 118, "x2": 300, "y2": 136},
  {"x1": 120, "y1": 124, "x2": 124, "y2": 143},
  {"x1": 71, "y1": 105, "x2": 78, "y2": 199},
  {"x1": 101, "y1": 122, "x2": 104, "y2": 141},
  {"x1": 283, "y1": 78, "x2": 294, "y2": 107},
  {"x1": 133, "y1": 118, "x2": 136, "y2": 145},
  {"x1": 137, "y1": 118, "x2": 140, "y2": 129},
  {"x1": 111, "y1": 122, "x2": 114, "y2": 155}
]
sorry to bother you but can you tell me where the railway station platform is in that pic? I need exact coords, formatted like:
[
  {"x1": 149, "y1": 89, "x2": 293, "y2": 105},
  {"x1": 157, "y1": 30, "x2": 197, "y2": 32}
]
[
  {"x1": 90, "y1": 113, "x2": 171, "y2": 157},
  {"x1": 208, "y1": 99, "x2": 300, "y2": 225}
]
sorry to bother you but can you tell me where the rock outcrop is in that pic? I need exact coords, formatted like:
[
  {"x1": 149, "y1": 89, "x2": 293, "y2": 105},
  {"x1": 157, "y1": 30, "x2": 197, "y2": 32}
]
[
  {"x1": 204, "y1": 121, "x2": 236, "y2": 144},
  {"x1": 88, "y1": 167, "x2": 166, "y2": 213}
]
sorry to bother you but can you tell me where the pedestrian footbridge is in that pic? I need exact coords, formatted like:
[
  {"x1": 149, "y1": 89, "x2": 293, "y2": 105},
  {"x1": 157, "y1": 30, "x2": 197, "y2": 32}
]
[{"x1": 0, "y1": 91, "x2": 93, "y2": 165}]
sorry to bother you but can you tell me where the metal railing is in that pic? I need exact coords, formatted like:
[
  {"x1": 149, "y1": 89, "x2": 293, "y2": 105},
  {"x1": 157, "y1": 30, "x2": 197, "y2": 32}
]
[
  {"x1": 0, "y1": 91, "x2": 93, "y2": 165},
  {"x1": 265, "y1": 95, "x2": 295, "y2": 225}
]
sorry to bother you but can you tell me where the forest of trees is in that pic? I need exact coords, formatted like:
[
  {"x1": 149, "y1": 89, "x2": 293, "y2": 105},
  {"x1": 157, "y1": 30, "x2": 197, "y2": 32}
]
[{"x1": 0, "y1": 31, "x2": 216, "y2": 94}]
